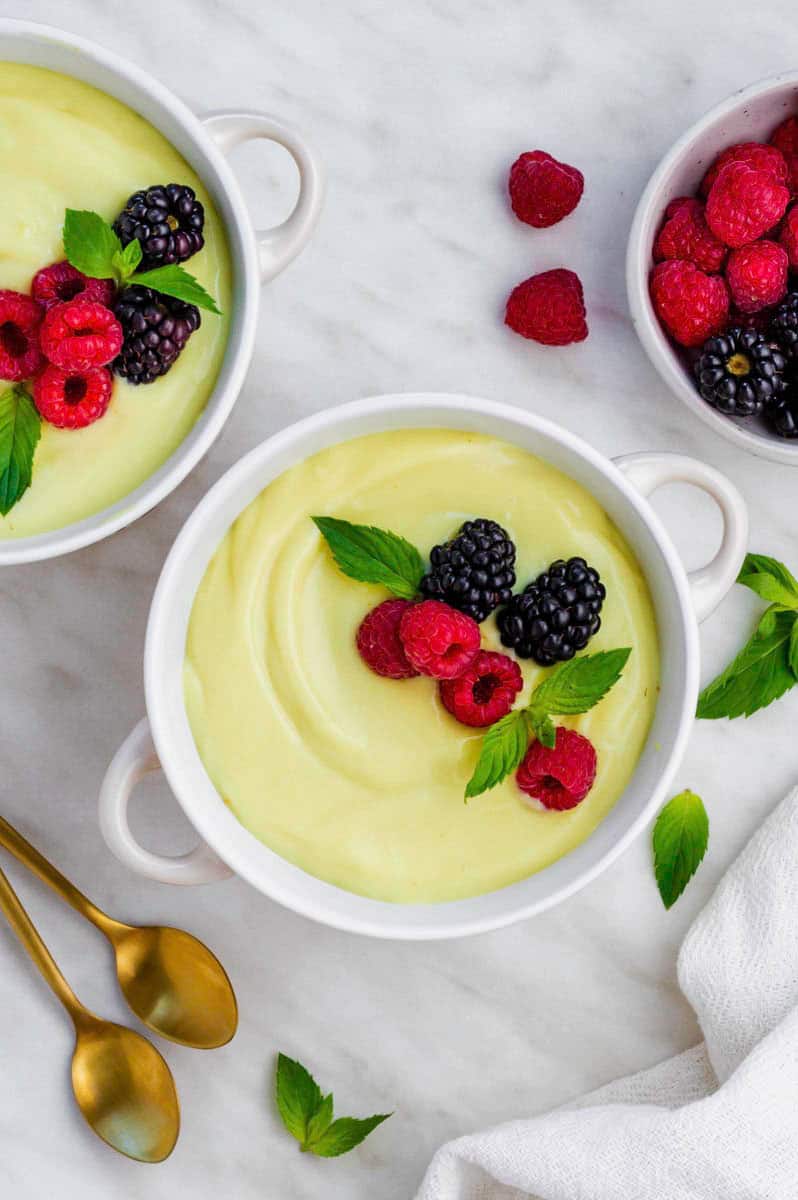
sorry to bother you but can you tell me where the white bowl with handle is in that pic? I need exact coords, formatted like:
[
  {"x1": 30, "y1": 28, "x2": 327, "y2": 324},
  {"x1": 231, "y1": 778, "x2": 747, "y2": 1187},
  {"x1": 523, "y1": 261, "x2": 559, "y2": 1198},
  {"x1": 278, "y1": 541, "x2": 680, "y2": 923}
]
[
  {"x1": 627, "y1": 71, "x2": 798, "y2": 464},
  {"x1": 0, "y1": 18, "x2": 324, "y2": 563},
  {"x1": 98, "y1": 393, "x2": 748, "y2": 939}
]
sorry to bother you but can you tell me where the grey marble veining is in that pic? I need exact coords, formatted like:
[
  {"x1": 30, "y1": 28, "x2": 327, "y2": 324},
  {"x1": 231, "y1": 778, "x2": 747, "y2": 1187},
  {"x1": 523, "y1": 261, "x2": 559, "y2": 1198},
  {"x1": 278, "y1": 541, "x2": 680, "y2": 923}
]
[{"x1": 1, "y1": 0, "x2": 798, "y2": 1195}]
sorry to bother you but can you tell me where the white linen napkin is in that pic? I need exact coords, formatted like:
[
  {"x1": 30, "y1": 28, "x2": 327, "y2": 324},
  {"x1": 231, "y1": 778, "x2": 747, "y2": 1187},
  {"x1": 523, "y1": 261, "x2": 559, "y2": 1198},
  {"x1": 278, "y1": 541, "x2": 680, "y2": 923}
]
[{"x1": 416, "y1": 787, "x2": 798, "y2": 1200}]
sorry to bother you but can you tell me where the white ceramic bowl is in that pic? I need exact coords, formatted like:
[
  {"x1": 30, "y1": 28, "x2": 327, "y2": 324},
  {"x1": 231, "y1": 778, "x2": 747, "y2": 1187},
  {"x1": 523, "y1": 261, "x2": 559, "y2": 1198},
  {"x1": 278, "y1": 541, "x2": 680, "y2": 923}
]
[
  {"x1": 0, "y1": 19, "x2": 324, "y2": 564},
  {"x1": 627, "y1": 71, "x2": 798, "y2": 465},
  {"x1": 98, "y1": 394, "x2": 748, "y2": 939}
]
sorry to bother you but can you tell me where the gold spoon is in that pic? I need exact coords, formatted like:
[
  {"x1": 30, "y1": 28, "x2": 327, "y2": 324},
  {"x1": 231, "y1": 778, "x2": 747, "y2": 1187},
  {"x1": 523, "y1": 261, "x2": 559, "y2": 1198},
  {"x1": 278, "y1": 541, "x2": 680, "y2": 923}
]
[
  {"x1": 0, "y1": 816, "x2": 237, "y2": 1050},
  {"x1": 0, "y1": 864, "x2": 179, "y2": 1162}
]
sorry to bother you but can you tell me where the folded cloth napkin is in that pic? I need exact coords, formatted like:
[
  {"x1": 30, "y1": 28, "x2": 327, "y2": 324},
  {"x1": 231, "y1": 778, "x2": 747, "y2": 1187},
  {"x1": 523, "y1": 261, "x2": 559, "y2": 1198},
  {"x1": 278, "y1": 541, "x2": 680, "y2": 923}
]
[{"x1": 416, "y1": 787, "x2": 798, "y2": 1200}]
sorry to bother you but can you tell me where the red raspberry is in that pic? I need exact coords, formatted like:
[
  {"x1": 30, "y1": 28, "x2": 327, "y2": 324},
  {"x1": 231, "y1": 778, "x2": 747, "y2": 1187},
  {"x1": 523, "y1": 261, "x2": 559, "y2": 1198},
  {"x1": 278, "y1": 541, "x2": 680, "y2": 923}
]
[
  {"x1": 33, "y1": 364, "x2": 113, "y2": 429},
  {"x1": 399, "y1": 599, "x2": 480, "y2": 680},
  {"x1": 40, "y1": 298, "x2": 123, "y2": 372},
  {"x1": 725, "y1": 240, "x2": 788, "y2": 313},
  {"x1": 0, "y1": 290, "x2": 44, "y2": 381},
  {"x1": 705, "y1": 161, "x2": 789, "y2": 248},
  {"x1": 32, "y1": 261, "x2": 115, "y2": 311},
  {"x1": 356, "y1": 599, "x2": 419, "y2": 680},
  {"x1": 779, "y1": 205, "x2": 798, "y2": 268},
  {"x1": 505, "y1": 268, "x2": 588, "y2": 346},
  {"x1": 770, "y1": 116, "x2": 798, "y2": 192},
  {"x1": 653, "y1": 197, "x2": 727, "y2": 272},
  {"x1": 649, "y1": 259, "x2": 729, "y2": 347},
  {"x1": 516, "y1": 727, "x2": 596, "y2": 810},
  {"x1": 508, "y1": 150, "x2": 584, "y2": 228},
  {"x1": 439, "y1": 650, "x2": 523, "y2": 727},
  {"x1": 699, "y1": 141, "x2": 788, "y2": 198}
]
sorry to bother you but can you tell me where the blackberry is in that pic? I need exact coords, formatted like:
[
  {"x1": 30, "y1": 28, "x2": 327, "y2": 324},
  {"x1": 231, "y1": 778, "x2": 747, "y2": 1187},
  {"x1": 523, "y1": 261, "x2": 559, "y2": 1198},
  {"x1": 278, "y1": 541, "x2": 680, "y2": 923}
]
[
  {"x1": 496, "y1": 557, "x2": 605, "y2": 666},
  {"x1": 766, "y1": 391, "x2": 798, "y2": 438},
  {"x1": 113, "y1": 286, "x2": 200, "y2": 385},
  {"x1": 420, "y1": 519, "x2": 516, "y2": 622},
  {"x1": 693, "y1": 327, "x2": 787, "y2": 417},
  {"x1": 770, "y1": 291, "x2": 798, "y2": 359},
  {"x1": 113, "y1": 183, "x2": 205, "y2": 270}
]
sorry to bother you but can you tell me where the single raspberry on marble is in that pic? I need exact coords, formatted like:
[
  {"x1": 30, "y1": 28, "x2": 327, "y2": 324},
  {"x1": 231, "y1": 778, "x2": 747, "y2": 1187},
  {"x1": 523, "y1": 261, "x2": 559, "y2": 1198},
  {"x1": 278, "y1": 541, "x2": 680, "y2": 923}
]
[
  {"x1": 31, "y1": 262, "x2": 115, "y2": 311},
  {"x1": 508, "y1": 150, "x2": 584, "y2": 228},
  {"x1": 653, "y1": 196, "x2": 727, "y2": 273},
  {"x1": 649, "y1": 259, "x2": 729, "y2": 347},
  {"x1": 33, "y1": 364, "x2": 113, "y2": 429},
  {"x1": 699, "y1": 141, "x2": 788, "y2": 198},
  {"x1": 505, "y1": 268, "x2": 588, "y2": 346},
  {"x1": 439, "y1": 650, "x2": 523, "y2": 727},
  {"x1": 726, "y1": 240, "x2": 788, "y2": 313},
  {"x1": 0, "y1": 290, "x2": 45, "y2": 382},
  {"x1": 356, "y1": 599, "x2": 419, "y2": 680},
  {"x1": 40, "y1": 298, "x2": 123, "y2": 373},
  {"x1": 515, "y1": 727, "x2": 597, "y2": 810},
  {"x1": 705, "y1": 161, "x2": 789, "y2": 248},
  {"x1": 399, "y1": 599, "x2": 480, "y2": 680},
  {"x1": 770, "y1": 116, "x2": 798, "y2": 192}
]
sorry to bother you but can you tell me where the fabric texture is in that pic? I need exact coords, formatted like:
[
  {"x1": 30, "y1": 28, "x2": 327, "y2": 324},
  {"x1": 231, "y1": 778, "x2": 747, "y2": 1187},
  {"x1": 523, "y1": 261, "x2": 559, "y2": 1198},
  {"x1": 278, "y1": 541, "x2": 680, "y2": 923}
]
[{"x1": 416, "y1": 788, "x2": 798, "y2": 1200}]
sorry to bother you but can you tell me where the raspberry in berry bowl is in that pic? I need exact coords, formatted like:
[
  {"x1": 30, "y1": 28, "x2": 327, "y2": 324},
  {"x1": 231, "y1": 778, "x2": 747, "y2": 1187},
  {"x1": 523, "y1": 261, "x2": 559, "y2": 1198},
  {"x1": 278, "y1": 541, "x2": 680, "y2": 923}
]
[
  {"x1": 628, "y1": 71, "x2": 798, "y2": 464},
  {"x1": 99, "y1": 394, "x2": 747, "y2": 939},
  {"x1": 0, "y1": 20, "x2": 323, "y2": 561}
]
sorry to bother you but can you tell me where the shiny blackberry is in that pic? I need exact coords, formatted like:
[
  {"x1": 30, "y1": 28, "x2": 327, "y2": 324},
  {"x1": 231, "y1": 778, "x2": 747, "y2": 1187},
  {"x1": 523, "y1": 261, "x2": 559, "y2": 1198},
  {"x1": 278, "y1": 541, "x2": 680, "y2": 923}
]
[
  {"x1": 770, "y1": 292, "x2": 798, "y2": 359},
  {"x1": 113, "y1": 183, "x2": 205, "y2": 269},
  {"x1": 694, "y1": 327, "x2": 787, "y2": 417},
  {"x1": 113, "y1": 286, "x2": 200, "y2": 385},
  {"x1": 496, "y1": 557, "x2": 605, "y2": 666},
  {"x1": 420, "y1": 519, "x2": 516, "y2": 623},
  {"x1": 767, "y1": 391, "x2": 798, "y2": 438}
]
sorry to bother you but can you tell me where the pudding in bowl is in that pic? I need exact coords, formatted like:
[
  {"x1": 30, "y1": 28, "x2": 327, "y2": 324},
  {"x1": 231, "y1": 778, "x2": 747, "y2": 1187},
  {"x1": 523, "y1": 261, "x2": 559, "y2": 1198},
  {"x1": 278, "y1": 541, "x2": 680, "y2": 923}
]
[
  {"x1": 183, "y1": 428, "x2": 660, "y2": 904},
  {"x1": 0, "y1": 62, "x2": 231, "y2": 539}
]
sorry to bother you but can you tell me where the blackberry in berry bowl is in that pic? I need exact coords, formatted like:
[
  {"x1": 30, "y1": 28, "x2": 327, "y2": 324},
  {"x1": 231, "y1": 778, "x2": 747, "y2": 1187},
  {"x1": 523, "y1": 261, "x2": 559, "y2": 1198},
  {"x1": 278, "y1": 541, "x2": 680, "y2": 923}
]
[
  {"x1": 497, "y1": 557, "x2": 605, "y2": 666},
  {"x1": 113, "y1": 183, "x2": 205, "y2": 270},
  {"x1": 693, "y1": 327, "x2": 787, "y2": 418},
  {"x1": 420, "y1": 518, "x2": 516, "y2": 622}
]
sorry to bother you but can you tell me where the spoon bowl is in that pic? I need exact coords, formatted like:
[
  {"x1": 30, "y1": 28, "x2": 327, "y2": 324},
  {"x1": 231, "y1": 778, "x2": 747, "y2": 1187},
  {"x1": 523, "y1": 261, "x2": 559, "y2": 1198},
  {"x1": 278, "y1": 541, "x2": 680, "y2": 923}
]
[
  {"x1": 72, "y1": 1016, "x2": 180, "y2": 1163},
  {"x1": 112, "y1": 924, "x2": 238, "y2": 1049}
]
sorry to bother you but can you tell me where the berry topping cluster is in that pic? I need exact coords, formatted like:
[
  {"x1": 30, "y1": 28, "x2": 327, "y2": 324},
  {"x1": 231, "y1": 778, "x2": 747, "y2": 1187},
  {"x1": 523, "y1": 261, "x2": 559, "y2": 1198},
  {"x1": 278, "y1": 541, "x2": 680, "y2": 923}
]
[
  {"x1": 314, "y1": 513, "x2": 626, "y2": 812},
  {"x1": 648, "y1": 117, "x2": 798, "y2": 440}
]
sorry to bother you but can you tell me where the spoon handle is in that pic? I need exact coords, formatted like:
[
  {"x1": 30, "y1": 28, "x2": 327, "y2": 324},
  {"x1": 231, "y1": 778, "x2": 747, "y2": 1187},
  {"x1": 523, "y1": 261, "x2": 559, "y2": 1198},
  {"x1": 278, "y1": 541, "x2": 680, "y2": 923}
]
[
  {"x1": 0, "y1": 864, "x2": 85, "y2": 1023},
  {"x1": 0, "y1": 816, "x2": 112, "y2": 933}
]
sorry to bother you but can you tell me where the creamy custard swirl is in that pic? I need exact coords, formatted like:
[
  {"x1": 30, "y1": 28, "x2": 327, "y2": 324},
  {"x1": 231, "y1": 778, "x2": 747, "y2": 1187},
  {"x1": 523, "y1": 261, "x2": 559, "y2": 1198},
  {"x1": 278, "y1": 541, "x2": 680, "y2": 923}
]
[{"x1": 185, "y1": 431, "x2": 660, "y2": 904}]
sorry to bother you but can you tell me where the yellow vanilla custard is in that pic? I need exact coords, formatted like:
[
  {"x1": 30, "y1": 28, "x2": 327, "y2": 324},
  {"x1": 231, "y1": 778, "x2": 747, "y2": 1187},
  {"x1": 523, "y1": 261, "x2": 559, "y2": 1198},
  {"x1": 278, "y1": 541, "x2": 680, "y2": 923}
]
[
  {"x1": 184, "y1": 430, "x2": 660, "y2": 904},
  {"x1": 0, "y1": 64, "x2": 232, "y2": 539}
]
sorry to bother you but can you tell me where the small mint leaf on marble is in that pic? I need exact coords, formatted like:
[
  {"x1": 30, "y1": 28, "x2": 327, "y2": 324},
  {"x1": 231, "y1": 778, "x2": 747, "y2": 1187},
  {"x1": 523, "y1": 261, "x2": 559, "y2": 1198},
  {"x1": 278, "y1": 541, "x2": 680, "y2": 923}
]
[
  {"x1": 737, "y1": 553, "x2": 798, "y2": 609},
  {"x1": 0, "y1": 384, "x2": 41, "y2": 517},
  {"x1": 133, "y1": 264, "x2": 221, "y2": 314},
  {"x1": 696, "y1": 607, "x2": 796, "y2": 719},
  {"x1": 275, "y1": 1053, "x2": 391, "y2": 1157},
  {"x1": 653, "y1": 789, "x2": 709, "y2": 909},
  {"x1": 312, "y1": 516, "x2": 424, "y2": 600}
]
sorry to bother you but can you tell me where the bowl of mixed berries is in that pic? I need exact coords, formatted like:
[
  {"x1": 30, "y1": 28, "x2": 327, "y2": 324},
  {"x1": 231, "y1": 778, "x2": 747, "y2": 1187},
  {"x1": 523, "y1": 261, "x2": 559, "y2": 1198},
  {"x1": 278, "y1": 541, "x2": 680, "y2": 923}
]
[{"x1": 627, "y1": 72, "x2": 798, "y2": 463}]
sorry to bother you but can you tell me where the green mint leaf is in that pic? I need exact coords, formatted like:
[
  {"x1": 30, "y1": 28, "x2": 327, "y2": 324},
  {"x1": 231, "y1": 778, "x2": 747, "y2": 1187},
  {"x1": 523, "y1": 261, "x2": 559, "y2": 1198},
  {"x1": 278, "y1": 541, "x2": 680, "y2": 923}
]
[
  {"x1": 275, "y1": 1054, "x2": 323, "y2": 1146},
  {"x1": 696, "y1": 607, "x2": 796, "y2": 719},
  {"x1": 529, "y1": 648, "x2": 632, "y2": 718},
  {"x1": 789, "y1": 619, "x2": 798, "y2": 681},
  {"x1": 313, "y1": 516, "x2": 424, "y2": 600},
  {"x1": 309, "y1": 1114, "x2": 391, "y2": 1158},
  {"x1": 465, "y1": 709, "x2": 530, "y2": 799},
  {"x1": 305, "y1": 1092, "x2": 334, "y2": 1147},
  {"x1": 112, "y1": 239, "x2": 143, "y2": 284},
  {"x1": 528, "y1": 711, "x2": 556, "y2": 749},
  {"x1": 62, "y1": 209, "x2": 121, "y2": 281},
  {"x1": 653, "y1": 790, "x2": 709, "y2": 909},
  {"x1": 133, "y1": 264, "x2": 222, "y2": 315},
  {"x1": 737, "y1": 552, "x2": 798, "y2": 609},
  {"x1": 0, "y1": 385, "x2": 41, "y2": 517}
]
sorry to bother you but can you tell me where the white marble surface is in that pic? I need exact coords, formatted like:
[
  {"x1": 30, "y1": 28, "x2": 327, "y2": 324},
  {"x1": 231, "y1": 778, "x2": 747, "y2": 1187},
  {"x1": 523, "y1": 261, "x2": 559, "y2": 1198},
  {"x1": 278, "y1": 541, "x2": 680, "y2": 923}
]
[{"x1": 2, "y1": 0, "x2": 798, "y2": 1194}]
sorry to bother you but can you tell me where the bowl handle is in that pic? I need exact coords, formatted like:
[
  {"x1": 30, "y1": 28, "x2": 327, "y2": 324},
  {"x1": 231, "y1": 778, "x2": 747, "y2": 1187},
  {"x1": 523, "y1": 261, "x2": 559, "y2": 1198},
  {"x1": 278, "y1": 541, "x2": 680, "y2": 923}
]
[
  {"x1": 98, "y1": 718, "x2": 233, "y2": 885},
  {"x1": 613, "y1": 452, "x2": 748, "y2": 622},
  {"x1": 201, "y1": 109, "x2": 324, "y2": 282}
]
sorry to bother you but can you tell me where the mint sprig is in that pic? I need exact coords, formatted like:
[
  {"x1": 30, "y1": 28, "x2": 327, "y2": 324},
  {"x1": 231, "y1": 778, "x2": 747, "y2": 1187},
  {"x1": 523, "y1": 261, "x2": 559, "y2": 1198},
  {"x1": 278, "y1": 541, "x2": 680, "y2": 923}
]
[
  {"x1": 653, "y1": 789, "x2": 709, "y2": 909},
  {"x1": 275, "y1": 1053, "x2": 391, "y2": 1157},
  {"x1": 312, "y1": 516, "x2": 424, "y2": 600},
  {"x1": 0, "y1": 385, "x2": 41, "y2": 516},
  {"x1": 697, "y1": 552, "x2": 798, "y2": 720},
  {"x1": 465, "y1": 647, "x2": 632, "y2": 799},
  {"x1": 62, "y1": 208, "x2": 221, "y2": 314}
]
